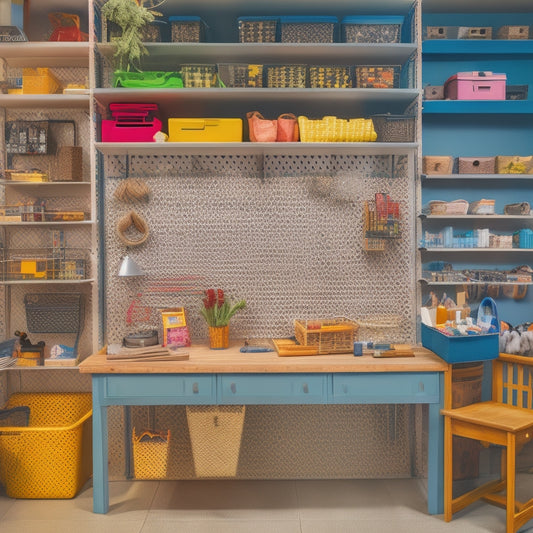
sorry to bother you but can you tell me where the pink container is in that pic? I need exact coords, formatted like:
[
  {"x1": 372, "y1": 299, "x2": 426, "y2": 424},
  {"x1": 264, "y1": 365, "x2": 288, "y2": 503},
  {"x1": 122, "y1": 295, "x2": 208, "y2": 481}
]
[
  {"x1": 444, "y1": 71, "x2": 506, "y2": 100},
  {"x1": 101, "y1": 103, "x2": 162, "y2": 142}
]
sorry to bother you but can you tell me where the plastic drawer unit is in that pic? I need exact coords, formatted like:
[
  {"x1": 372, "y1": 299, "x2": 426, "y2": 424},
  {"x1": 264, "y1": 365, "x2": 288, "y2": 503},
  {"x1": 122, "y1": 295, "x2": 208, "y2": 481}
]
[{"x1": 168, "y1": 118, "x2": 243, "y2": 142}]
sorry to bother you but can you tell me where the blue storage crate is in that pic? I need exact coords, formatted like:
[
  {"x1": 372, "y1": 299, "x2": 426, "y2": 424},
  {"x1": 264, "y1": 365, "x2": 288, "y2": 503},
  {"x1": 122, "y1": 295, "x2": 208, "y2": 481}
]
[
  {"x1": 421, "y1": 323, "x2": 499, "y2": 364},
  {"x1": 280, "y1": 16, "x2": 338, "y2": 43},
  {"x1": 341, "y1": 16, "x2": 404, "y2": 43}
]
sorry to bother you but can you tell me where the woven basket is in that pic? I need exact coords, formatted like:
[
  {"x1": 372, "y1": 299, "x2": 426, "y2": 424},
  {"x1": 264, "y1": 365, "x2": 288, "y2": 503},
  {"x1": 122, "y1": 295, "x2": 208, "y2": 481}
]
[
  {"x1": 423, "y1": 156, "x2": 453, "y2": 175},
  {"x1": 355, "y1": 315, "x2": 403, "y2": 344},
  {"x1": 180, "y1": 64, "x2": 217, "y2": 88},
  {"x1": 217, "y1": 63, "x2": 263, "y2": 88},
  {"x1": 265, "y1": 65, "x2": 307, "y2": 88},
  {"x1": 497, "y1": 25, "x2": 529, "y2": 39},
  {"x1": 371, "y1": 114, "x2": 415, "y2": 142},
  {"x1": 132, "y1": 428, "x2": 170, "y2": 479},
  {"x1": 238, "y1": 18, "x2": 278, "y2": 43},
  {"x1": 308, "y1": 66, "x2": 353, "y2": 88},
  {"x1": 186, "y1": 406, "x2": 245, "y2": 477},
  {"x1": 298, "y1": 116, "x2": 377, "y2": 143},
  {"x1": 458, "y1": 157, "x2": 496, "y2": 174},
  {"x1": 355, "y1": 65, "x2": 399, "y2": 88},
  {"x1": 496, "y1": 156, "x2": 533, "y2": 174},
  {"x1": 294, "y1": 318, "x2": 358, "y2": 354}
]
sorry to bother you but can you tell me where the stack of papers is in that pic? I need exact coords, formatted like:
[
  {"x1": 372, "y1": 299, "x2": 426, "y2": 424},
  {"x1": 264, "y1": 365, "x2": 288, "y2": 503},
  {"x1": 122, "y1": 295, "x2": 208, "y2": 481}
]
[{"x1": 106, "y1": 344, "x2": 189, "y2": 362}]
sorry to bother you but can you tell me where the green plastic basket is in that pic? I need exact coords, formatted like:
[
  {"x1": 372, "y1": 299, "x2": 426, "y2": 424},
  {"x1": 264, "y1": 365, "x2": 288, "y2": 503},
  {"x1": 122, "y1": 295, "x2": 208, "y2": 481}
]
[{"x1": 113, "y1": 71, "x2": 184, "y2": 88}]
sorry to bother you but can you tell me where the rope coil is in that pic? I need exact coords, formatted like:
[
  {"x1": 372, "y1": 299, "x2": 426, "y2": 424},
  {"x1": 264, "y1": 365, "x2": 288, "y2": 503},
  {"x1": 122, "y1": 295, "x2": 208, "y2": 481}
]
[{"x1": 117, "y1": 210, "x2": 149, "y2": 246}]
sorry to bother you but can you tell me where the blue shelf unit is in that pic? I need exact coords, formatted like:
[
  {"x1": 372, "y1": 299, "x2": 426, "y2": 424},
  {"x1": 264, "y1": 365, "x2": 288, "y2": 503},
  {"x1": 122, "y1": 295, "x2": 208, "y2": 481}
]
[{"x1": 421, "y1": 11, "x2": 533, "y2": 326}]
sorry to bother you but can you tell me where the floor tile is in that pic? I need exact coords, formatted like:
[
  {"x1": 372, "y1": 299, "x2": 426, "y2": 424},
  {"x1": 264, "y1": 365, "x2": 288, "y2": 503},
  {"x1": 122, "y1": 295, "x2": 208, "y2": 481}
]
[
  {"x1": 0, "y1": 520, "x2": 144, "y2": 533},
  {"x1": 149, "y1": 479, "x2": 299, "y2": 521},
  {"x1": 141, "y1": 519, "x2": 302, "y2": 533}
]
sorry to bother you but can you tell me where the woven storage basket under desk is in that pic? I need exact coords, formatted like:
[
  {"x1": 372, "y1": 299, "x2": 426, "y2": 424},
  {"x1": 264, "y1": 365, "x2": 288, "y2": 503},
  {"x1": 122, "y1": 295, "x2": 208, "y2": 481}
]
[{"x1": 132, "y1": 428, "x2": 170, "y2": 479}]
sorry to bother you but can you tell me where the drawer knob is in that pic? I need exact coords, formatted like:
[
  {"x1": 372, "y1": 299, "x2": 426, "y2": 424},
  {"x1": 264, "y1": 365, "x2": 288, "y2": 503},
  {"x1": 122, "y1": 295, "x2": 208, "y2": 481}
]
[
  {"x1": 192, "y1": 382, "x2": 199, "y2": 394},
  {"x1": 303, "y1": 383, "x2": 309, "y2": 394},
  {"x1": 231, "y1": 383, "x2": 237, "y2": 394},
  {"x1": 419, "y1": 382, "x2": 425, "y2": 393}
]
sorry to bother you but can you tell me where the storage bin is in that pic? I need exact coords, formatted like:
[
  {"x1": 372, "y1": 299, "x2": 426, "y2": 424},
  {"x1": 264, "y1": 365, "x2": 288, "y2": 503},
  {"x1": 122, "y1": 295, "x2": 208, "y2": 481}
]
[
  {"x1": 237, "y1": 16, "x2": 278, "y2": 43},
  {"x1": 468, "y1": 199, "x2": 496, "y2": 215},
  {"x1": 280, "y1": 16, "x2": 337, "y2": 43},
  {"x1": 22, "y1": 68, "x2": 61, "y2": 94},
  {"x1": 444, "y1": 72, "x2": 506, "y2": 101},
  {"x1": 180, "y1": 64, "x2": 217, "y2": 88},
  {"x1": 168, "y1": 118, "x2": 243, "y2": 142},
  {"x1": 5, "y1": 120, "x2": 50, "y2": 154},
  {"x1": 496, "y1": 155, "x2": 533, "y2": 174},
  {"x1": 506, "y1": 85, "x2": 528, "y2": 100},
  {"x1": 425, "y1": 26, "x2": 448, "y2": 39},
  {"x1": 514, "y1": 229, "x2": 533, "y2": 249},
  {"x1": 497, "y1": 25, "x2": 529, "y2": 39},
  {"x1": 186, "y1": 406, "x2": 245, "y2": 477},
  {"x1": 421, "y1": 323, "x2": 499, "y2": 364},
  {"x1": 424, "y1": 85, "x2": 444, "y2": 100},
  {"x1": 458, "y1": 157, "x2": 496, "y2": 174},
  {"x1": 132, "y1": 428, "x2": 170, "y2": 479},
  {"x1": 0, "y1": 392, "x2": 92, "y2": 498},
  {"x1": 428, "y1": 199, "x2": 469, "y2": 215},
  {"x1": 56, "y1": 146, "x2": 83, "y2": 182},
  {"x1": 308, "y1": 65, "x2": 353, "y2": 89},
  {"x1": 113, "y1": 71, "x2": 183, "y2": 89},
  {"x1": 298, "y1": 116, "x2": 377, "y2": 143},
  {"x1": 101, "y1": 103, "x2": 162, "y2": 142},
  {"x1": 426, "y1": 26, "x2": 493, "y2": 40},
  {"x1": 169, "y1": 16, "x2": 206, "y2": 42},
  {"x1": 139, "y1": 20, "x2": 167, "y2": 42},
  {"x1": 423, "y1": 156, "x2": 454, "y2": 175},
  {"x1": 217, "y1": 64, "x2": 263, "y2": 88},
  {"x1": 371, "y1": 114, "x2": 416, "y2": 142},
  {"x1": 24, "y1": 292, "x2": 83, "y2": 334},
  {"x1": 355, "y1": 65, "x2": 400, "y2": 89},
  {"x1": 294, "y1": 318, "x2": 358, "y2": 354},
  {"x1": 265, "y1": 64, "x2": 307, "y2": 88},
  {"x1": 341, "y1": 16, "x2": 403, "y2": 43},
  {"x1": 355, "y1": 315, "x2": 402, "y2": 344}
]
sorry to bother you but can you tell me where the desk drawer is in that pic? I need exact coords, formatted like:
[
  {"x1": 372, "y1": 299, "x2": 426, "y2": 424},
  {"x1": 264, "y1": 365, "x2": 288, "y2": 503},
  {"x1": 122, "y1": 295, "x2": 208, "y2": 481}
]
[
  {"x1": 104, "y1": 374, "x2": 215, "y2": 404},
  {"x1": 219, "y1": 374, "x2": 327, "y2": 404},
  {"x1": 331, "y1": 373, "x2": 440, "y2": 404}
]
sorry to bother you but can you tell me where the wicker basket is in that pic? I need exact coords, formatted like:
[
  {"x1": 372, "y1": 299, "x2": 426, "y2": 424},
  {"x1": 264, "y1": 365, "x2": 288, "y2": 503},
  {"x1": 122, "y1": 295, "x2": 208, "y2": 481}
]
[
  {"x1": 428, "y1": 199, "x2": 469, "y2": 215},
  {"x1": 132, "y1": 428, "x2": 170, "y2": 479},
  {"x1": 294, "y1": 318, "x2": 358, "y2": 354},
  {"x1": 186, "y1": 406, "x2": 245, "y2": 477},
  {"x1": 355, "y1": 315, "x2": 403, "y2": 344},
  {"x1": 55, "y1": 146, "x2": 83, "y2": 182},
  {"x1": 265, "y1": 65, "x2": 307, "y2": 88},
  {"x1": 497, "y1": 25, "x2": 529, "y2": 40},
  {"x1": 458, "y1": 157, "x2": 496, "y2": 174},
  {"x1": 308, "y1": 66, "x2": 353, "y2": 88},
  {"x1": 180, "y1": 64, "x2": 217, "y2": 88},
  {"x1": 298, "y1": 115, "x2": 377, "y2": 143},
  {"x1": 371, "y1": 114, "x2": 416, "y2": 142},
  {"x1": 496, "y1": 156, "x2": 533, "y2": 174},
  {"x1": 423, "y1": 156, "x2": 454, "y2": 175}
]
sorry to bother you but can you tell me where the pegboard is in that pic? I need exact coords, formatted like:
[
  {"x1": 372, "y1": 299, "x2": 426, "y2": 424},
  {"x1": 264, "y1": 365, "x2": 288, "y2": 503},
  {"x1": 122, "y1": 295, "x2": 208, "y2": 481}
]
[{"x1": 103, "y1": 152, "x2": 416, "y2": 345}]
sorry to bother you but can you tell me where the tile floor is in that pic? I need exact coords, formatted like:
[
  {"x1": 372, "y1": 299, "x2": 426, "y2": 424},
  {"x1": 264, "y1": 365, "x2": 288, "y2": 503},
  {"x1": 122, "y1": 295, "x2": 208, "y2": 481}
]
[{"x1": 2, "y1": 477, "x2": 533, "y2": 533}]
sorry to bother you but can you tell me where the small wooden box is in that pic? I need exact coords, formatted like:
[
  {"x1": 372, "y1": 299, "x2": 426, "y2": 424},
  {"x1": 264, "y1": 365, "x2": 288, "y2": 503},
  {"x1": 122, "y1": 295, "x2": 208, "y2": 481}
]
[
  {"x1": 424, "y1": 85, "x2": 444, "y2": 100},
  {"x1": 423, "y1": 156, "x2": 453, "y2": 175},
  {"x1": 497, "y1": 25, "x2": 529, "y2": 40}
]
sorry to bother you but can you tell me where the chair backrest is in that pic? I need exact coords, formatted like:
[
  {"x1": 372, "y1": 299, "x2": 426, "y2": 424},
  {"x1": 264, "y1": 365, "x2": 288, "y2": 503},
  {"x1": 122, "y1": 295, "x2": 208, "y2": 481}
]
[{"x1": 493, "y1": 353, "x2": 533, "y2": 409}]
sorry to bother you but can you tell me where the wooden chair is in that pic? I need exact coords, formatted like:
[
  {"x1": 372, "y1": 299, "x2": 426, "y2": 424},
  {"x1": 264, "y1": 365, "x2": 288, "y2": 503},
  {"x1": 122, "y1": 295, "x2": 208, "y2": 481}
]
[{"x1": 441, "y1": 353, "x2": 533, "y2": 533}]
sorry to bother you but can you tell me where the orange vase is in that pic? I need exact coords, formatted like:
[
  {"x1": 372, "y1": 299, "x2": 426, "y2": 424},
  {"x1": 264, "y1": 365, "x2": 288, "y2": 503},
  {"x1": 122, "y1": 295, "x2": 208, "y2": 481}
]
[{"x1": 208, "y1": 325, "x2": 229, "y2": 349}]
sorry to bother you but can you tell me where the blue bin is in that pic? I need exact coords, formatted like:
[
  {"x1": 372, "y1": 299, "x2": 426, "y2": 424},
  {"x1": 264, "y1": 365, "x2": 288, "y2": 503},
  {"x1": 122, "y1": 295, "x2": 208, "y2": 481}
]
[{"x1": 421, "y1": 323, "x2": 499, "y2": 364}]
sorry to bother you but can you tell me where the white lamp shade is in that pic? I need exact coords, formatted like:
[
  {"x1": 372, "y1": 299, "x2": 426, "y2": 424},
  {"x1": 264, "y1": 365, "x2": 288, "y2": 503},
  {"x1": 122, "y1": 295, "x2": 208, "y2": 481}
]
[{"x1": 118, "y1": 255, "x2": 145, "y2": 277}]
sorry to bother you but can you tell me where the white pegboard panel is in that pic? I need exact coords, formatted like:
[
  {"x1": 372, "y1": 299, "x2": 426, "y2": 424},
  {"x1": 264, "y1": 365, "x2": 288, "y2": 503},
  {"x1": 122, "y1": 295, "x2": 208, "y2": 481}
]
[{"x1": 103, "y1": 153, "x2": 416, "y2": 345}]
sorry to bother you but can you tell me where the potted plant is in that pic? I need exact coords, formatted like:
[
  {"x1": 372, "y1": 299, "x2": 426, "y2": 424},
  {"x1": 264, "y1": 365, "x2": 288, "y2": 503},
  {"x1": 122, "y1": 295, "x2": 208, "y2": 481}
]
[
  {"x1": 200, "y1": 288, "x2": 246, "y2": 349},
  {"x1": 101, "y1": 0, "x2": 163, "y2": 73}
]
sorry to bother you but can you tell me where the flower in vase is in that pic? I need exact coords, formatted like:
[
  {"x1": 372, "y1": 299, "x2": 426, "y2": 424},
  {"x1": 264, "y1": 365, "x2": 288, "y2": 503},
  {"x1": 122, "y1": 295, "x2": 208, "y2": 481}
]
[{"x1": 200, "y1": 288, "x2": 246, "y2": 327}]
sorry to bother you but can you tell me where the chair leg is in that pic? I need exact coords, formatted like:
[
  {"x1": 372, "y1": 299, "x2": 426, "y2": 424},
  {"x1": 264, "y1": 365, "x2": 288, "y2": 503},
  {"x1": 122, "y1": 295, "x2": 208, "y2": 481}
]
[
  {"x1": 507, "y1": 433, "x2": 516, "y2": 533},
  {"x1": 444, "y1": 416, "x2": 453, "y2": 522}
]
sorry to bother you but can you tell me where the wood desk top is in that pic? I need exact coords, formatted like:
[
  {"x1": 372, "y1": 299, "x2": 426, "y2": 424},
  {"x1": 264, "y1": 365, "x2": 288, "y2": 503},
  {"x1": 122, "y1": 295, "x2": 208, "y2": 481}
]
[{"x1": 78, "y1": 343, "x2": 449, "y2": 375}]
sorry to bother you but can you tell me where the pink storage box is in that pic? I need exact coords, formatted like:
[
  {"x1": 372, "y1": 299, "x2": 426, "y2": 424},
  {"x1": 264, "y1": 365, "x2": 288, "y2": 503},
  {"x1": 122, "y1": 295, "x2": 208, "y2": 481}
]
[
  {"x1": 444, "y1": 71, "x2": 506, "y2": 100},
  {"x1": 101, "y1": 103, "x2": 162, "y2": 142}
]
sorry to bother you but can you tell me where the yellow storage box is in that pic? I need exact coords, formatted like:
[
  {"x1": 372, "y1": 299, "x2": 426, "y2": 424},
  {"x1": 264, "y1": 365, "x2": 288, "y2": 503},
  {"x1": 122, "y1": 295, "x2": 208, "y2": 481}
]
[
  {"x1": 0, "y1": 392, "x2": 92, "y2": 499},
  {"x1": 168, "y1": 118, "x2": 243, "y2": 142}
]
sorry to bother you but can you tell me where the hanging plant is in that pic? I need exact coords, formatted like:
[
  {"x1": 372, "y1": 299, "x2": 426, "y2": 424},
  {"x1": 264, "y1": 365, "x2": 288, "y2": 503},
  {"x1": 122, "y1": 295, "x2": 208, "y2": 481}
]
[{"x1": 101, "y1": 0, "x2": 164, "y2": 72}]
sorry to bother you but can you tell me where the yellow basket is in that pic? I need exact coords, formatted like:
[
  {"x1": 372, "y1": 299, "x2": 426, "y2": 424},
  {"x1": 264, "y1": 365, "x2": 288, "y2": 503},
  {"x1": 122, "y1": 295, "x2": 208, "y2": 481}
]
[
  {"x1": 132, "y1": 428, "x2": 170, "y2": 479},
  {"x1": 22, "y1": 68, "x2": 61, "y2": 94},
  {"x1": 298, "y1": 115, "x2": 377, "y2": 142},
  {"x1": 0, "y1": 393, "x2": 92, "y2": 499},
  {"x1": 294, "y1": 318, "x2": 358, "y2": 354}
]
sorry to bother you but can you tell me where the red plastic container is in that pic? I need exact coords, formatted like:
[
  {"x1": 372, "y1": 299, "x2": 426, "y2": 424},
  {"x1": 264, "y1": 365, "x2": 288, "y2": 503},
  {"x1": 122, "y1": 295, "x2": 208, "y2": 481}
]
[
  {"x1": 444, "y1": 71, "x2": 506, "y2": 101},
  {"x1": 101, "y1": 104, "x2": 162, "y2": 142}
]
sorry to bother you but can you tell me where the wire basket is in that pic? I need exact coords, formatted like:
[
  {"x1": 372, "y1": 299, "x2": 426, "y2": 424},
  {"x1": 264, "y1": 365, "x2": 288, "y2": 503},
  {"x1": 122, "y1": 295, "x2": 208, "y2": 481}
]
[
  {"x1": 24, "y1": 293, "x2": 83, "y2": 334},
  {"x1": 238, "y1": 17, "x2": 278, "y2": 43},
  {"x1": 294, "y1": 318, "x2": 358, "y2": 354},
  {"x1": 355, "y1": 66, "x2": 400, "y2": 89},
  {"x1": 217, "y1": 64, "x2": 263, "y2": 88},
  {"x1": 180, "y1": 64, "x2": 217, "y2": 88},
  {"x1": 308, "y1": 66, "x2": 353, "y2": 89},
  {"x1": 371, "y1": 114, "x2": 416, "y2": 142}
]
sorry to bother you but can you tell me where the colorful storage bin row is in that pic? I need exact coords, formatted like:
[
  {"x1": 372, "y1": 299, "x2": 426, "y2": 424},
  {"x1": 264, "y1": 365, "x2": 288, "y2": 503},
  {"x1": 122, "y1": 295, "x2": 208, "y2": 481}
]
[
  {"x1": 421, "y1": 227, "x2": 533, "y2": 249},
  {"x1": 423, "y1": 156, "x2": 533, "y2": 175},
  {"x1": 238, "y1": 15, "x2": 405, "y2": 43},
  {"x1": 425, "y1": 25, "x2": 529, "y2": 40}
]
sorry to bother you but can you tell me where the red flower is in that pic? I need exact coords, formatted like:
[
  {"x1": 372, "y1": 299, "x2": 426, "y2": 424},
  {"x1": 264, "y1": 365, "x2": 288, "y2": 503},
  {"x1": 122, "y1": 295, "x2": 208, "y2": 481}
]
[
  {"x1": 204, "y1": 288, "x2": 216, "y2": 309},
  {"x1": 217, "y1": 289, "x2": 225, "y2": 308}
]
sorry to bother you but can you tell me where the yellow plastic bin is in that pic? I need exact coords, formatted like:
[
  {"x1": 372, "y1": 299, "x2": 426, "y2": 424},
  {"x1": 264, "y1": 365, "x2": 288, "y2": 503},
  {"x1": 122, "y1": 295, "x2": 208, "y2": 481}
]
[{"x1": 0, "y1": 392, "x2": 92, "y2": 499}]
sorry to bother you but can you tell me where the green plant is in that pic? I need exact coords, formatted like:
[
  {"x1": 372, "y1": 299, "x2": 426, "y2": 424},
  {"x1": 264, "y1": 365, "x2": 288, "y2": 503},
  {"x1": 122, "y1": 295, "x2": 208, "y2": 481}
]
[
  {"x1": 101, "y1": 0, "x2": 163, "y2": 72},
  {"x1": 200, "y1": 289, "x2": 246, "y2": 327}
]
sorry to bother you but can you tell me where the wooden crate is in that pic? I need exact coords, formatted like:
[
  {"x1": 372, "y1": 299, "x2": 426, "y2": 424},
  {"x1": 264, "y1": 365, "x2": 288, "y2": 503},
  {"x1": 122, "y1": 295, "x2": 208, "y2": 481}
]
[{"x1": 294, "y1": 318, "x2": 357, "y2": 354}]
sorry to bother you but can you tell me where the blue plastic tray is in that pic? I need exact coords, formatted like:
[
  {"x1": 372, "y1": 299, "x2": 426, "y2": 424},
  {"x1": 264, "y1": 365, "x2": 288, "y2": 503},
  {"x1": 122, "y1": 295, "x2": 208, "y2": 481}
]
[{"x1": 421, "y1": 323, "x2": 499, "y2": 364}]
